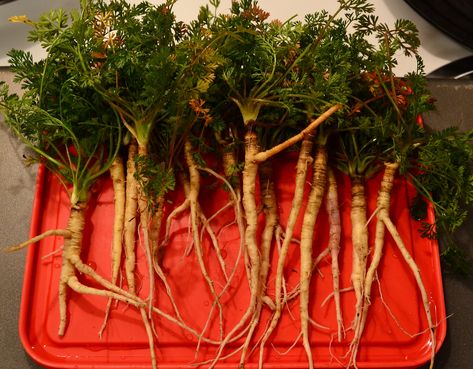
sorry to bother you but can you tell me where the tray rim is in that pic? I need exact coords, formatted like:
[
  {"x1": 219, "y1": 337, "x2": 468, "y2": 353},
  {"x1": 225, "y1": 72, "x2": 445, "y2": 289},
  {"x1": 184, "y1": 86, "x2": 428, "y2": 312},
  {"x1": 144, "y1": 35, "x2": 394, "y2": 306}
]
[{"x1": 18, "y1": 164, "x2": 447, "y2": 369}]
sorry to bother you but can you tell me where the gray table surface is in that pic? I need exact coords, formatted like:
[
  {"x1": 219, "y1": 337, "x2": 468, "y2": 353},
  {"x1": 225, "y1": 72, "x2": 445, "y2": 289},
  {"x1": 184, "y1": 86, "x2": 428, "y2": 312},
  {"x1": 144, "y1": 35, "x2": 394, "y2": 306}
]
[{"x1": 1, "y1": 68, "x2": 472, "y2": 369}]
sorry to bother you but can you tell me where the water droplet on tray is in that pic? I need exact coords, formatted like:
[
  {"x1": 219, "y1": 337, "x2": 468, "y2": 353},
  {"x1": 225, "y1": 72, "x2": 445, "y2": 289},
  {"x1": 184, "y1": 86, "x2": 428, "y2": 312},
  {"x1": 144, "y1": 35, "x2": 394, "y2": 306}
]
[
  {"x1": 87, "y1": 261, "x2": 97, "y2": 271},
  {"x1": 54, "y1": 263, "x2": 61, "y2": 269},
  {"x1": 203, "y1": 300, "x2": 210, "y2": 307}
]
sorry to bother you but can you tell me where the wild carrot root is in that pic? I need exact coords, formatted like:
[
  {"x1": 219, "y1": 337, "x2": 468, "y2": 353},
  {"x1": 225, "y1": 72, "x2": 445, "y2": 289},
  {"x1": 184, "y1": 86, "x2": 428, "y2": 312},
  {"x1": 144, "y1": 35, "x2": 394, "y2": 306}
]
[
  {"x1": 160, "y1": 177, "x2": 190, "y2": 249},
  {"x1": 122, "y1": 140, "x2": 157, "y2": 369},
  {"x1": 326, "y1": 168, "x2": 343, "y2": 341},
  {"x1": 348, "y1": 162, "x2": 398, "y2": 366},
  {"x1": 258, "y1": 137, "x2": 314, "y2": 368},
  {"x1": 4, "y1": 230, "x2": 71, "y2": 252},
  {"x1": 184, "y1": 139, "x2": 224, "y2": 340},
  {"x1": 239, "y1": 161, "x2": 279, "y2": 367},
  {"x1": 155, "y1": 171, "x2": 216, "y2": 328},
  {"x1": 58, "y1": 201, "x2": 144, "y2": 336},
  {"x1": 201, "y1": 202, "x2": 233, "y2": 275},
  {"x1": 150, "y1": 199, "x2": 164, "y2": 262},
  {"x1": 149, "y1": 196, "x2": 185, "y2": 323},
  {"x1": 251, "y1": 105, "x2": 341, "y2": 164},
  {"x1": 221, "y1": 145, "x2": 251, "y2": 284},
  {"x1": 165, "y1": 170, "x2": 229, "y2": 281},
  {"x1": 194, "y1": 165, "x2": 250, "y2": 355},
  {"x1": 137, "y1": 144, "x2": 161, "y2": 368},
  {"x1": 171, "y1": 170, "x2": 230, "y2": 354},
  {"x1": 202, "y1": 207, "x2": 232, "y2": 276},
  {"x1": 124, "y1": 139, "x2": 139, "y2": 294},
  {"x1": 122, "y1": 141, "x2": 156, "y2": 315},
  {"x1": 349, "y1": 175, "x2": 368, "y2": 343},
  {"x1": 137, "y1": 145, "x2": 156, "y2": 315},
  {"x1": 208, "y1": 131, "x2": 262, "y2": 369},
  {"x1": 299, "y1": 144, "x2": 328, "y2": 369},
  {"x1": 150, "y1": 190, "x2": 187, "y2": 325},
  {"x1": 189, "y1": 165, "x2": 250, "y2": 359},
  {"x1": 99, "y1": 155, "x2": 126, "y2": 337},
  {"x1": 155, "y1": 171, "x2": 228, "y2": 334},
  {"x1": 282, "y1": 246, "x2": 339, "y2": 304},
  {"x1": 211, "y1": 109, "x2": 340, "y2": 368},
  {"x1": 313, "y1": 247, "x2": 331, "y2": 275},
  {"x1": 136, "y1": 207, "x2": 158, "y2": 369},
  {"x1": 7, "y1": 176, "x2": 218, "y2": 355},
  {"x1": 152, "y1": 259, "x2": 185, "y2": 322},
  {"x1": 381, "y1": 215, "x2": 436, "y2": 369}
]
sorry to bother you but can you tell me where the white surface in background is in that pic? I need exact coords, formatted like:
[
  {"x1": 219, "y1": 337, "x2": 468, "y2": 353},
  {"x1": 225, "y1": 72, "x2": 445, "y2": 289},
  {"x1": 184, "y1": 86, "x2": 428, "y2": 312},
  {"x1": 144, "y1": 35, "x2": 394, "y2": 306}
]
[
  {"x1": 0, "y1": 0, "x2": 78, "y2": 65},
  {"x1": 1, "y1": 0, "x2": 471, "y2": 75}
]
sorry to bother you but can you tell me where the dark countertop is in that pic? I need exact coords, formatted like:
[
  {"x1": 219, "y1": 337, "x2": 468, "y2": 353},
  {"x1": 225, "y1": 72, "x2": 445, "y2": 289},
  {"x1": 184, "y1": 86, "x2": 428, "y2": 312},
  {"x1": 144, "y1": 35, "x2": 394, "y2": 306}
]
[{"x1": 0, "y1": 70, "x2": 472, "y2": 369}]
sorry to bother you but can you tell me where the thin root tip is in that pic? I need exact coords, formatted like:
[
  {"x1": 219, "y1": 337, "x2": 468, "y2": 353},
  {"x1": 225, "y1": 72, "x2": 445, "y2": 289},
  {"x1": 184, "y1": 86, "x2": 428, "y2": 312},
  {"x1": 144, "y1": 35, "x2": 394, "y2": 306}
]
[{"x1": 2, "y1": 245, "x2": 20, "y2": 253}]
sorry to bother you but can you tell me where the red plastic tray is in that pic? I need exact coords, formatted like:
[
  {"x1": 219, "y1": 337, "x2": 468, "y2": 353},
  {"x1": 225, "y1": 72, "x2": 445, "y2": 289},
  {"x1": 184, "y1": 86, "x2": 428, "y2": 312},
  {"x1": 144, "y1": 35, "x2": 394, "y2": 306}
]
[{"x1": 19, "y1": 158, "x2": 446, "y2": 369}]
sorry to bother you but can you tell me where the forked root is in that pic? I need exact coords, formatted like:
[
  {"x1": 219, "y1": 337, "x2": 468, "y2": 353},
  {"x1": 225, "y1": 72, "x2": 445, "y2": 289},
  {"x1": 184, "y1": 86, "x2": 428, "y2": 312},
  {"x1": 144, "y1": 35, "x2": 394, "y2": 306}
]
[
  {"x1": 207, "y1": 131, "x2": 262, "y2": 369},
  {"x1": 136, "y1": 145, "x2": 159, "y2": 369},
  {"x1": 238, "y1": 161, "x2": 278, "y2": 367},
  {"x1": 193, "y1": 166, "x2": 246, "y2": 357},
  {"x1": 66, "y1": 276, "x2": 143, "y2": 307},
  {"x1": 348, "y1": 175, "x2": 368, "y2": 368},
  {"x1": 299, "y1": 144, "x2": 328, "y2": 369},
  {"x1": 381, "y1": 215, "x2": 436, "y2": 369},
  {"x1": 348, "y1": 162, "x2": 397, "y2": 367},
  {"x1": 184, "y1": 140, "x2": 224, "y2": 341},
  {"x1": 200, "y1": 202, "x2": 232, "y2": 282},
  {"x1": 161, "y1": 196, "x2": 190, "y2": 249},
  {"x1": 15, "y1": 191, "x2": 147, "y2": 340}
]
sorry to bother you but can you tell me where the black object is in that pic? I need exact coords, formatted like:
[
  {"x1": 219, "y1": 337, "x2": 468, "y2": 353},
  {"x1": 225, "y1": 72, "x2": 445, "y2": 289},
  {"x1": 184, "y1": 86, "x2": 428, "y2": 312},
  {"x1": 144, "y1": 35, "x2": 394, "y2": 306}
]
[
  {"x1": 0, "y1": 0, "x2": 17, "y2": 5},
  {"x1": 404, "y1": 0, "x2": 473, "y2": 51},
  {"x1": 428, "y1": 55, "x2": 473, "y2": 79}
]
